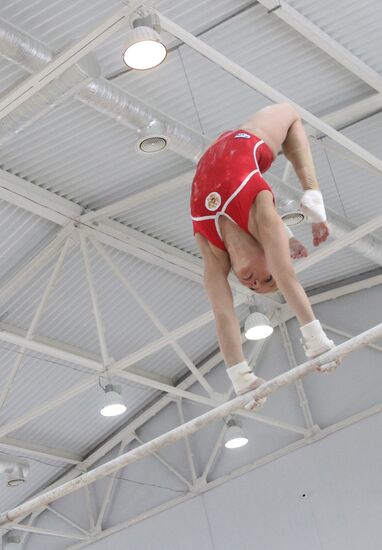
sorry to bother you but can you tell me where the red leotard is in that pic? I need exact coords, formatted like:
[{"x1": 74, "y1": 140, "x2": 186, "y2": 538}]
[{"x1": 190, "y1": 130, "x2": 274, "y2": 250}]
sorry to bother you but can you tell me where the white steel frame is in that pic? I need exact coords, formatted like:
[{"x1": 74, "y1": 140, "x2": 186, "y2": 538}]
[
  {"x1": 1, "y1": 322, "x2": 381, "y2": 528},
  {"x1": 0, "y1": 4, "x2": 381, "y2": 548}
]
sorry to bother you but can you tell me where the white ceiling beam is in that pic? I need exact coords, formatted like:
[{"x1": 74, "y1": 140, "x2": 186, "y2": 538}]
[
  {"x1": 46, "y1": 506, "x2": 90, "y2": 537},
  {"x1": 1, "y1": 321, "x2": 381, "y2": 526},
  {"x1": 0, "y1": 225, "x2": 75, "y2": 307},
  {"x1": 0, "y1": 168, "x2": 82, "y2": 224},
  {"x1": 278, "y1": 320, "x2": 316, "y2": 431},
  {"x1": 0, "y1": 437, "x2": 82, "y2": 465},
  {"x1": 0, "y1": 238, "x2": 71, "y2": 412},
  {"x1": 257, "y1": 0, "x2": 382, "y2": 94},
  {"x1": 158, "y1": 12, "x2": 382, "y2": 175},
  {"x1": 322, "y1": 323, "x2": 382, "y2": 354},
  {"x1": 293, "y1": 214, "x2": 382, "y2": 274},
  {"x1": 9, "y1": 524, "x2": 88, "y2": 540},
  {"x1": 80, "y1": 170, "x2": 196, "y2": 224},
  {"x1": 0, "y1": 2, "x2": 141, "y2": 121}
]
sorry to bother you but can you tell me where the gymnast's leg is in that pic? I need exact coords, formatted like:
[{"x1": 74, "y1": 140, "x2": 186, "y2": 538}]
[{"x1": 242, "y1": 103, "x2": 329, "y2": 247}]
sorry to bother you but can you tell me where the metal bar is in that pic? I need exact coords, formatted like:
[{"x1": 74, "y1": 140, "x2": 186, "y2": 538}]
[
  {"x1": 278, "y1": 320, "x2": 316, "y2": 431},
  {"x1": 135, "y1": 434, "x2": 192, "y2": 490},
  {"x1": 176, "y1": 400, "x2": 197, "y2": 483},
  {"x1": 9, "y1": 523, "x2": 88, "y2": 540},
  {"x1": 79, "y1": 234, "x2": 110, "y2": 367},
  {"x1": 80, "y1": 170, "x2": 195, "y2": 223},
  {"x1": 94, "y1": 442, "x2": 126, "y2": 532},
  {"x1": 201, "y1": 422, "x2": 227, "y2": 483},
  {"x1": 0, "y1": 225, "x2": 74, "y2": 307},
  {"x1": 46, "y1": 506, "x2": 90, "y2": 536},
  {"x1": 0, "y1": 238, "x2": 70, "y2": 411},
  {"x1": 1, "y1": 323, "x2": 380, "y2": 525},
  {"x1": 63, "y1": 391, "x2": 382, "y2": 550},
  {"x1": 294, "y1": 214, "x2": 382, "y2": 274},
  {"x1": 157, "y1": 12, "x2": 382, "y2": 174},
  {"x1": 83, "y1": 486, "x2": 96, "y2": 533},
  {"x1": 321, "y1": 323, "x2": 382, "y2": 353},
  {"x1": 0, "y1": 437, "x2": 82, "y2": 465}
]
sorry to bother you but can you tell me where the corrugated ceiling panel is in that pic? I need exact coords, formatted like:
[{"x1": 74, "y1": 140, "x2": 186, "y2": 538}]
[
  {"x1": 118, "y1": 184, "x2": 198, "y2": 256},
  {"x1": 285, "y1": 0, "x2": 382, "y2": 74},
  {"x1": 0, "y1": 200, "x2": 57, "y2": 284},
  {"x1": 0, "y1": 100, "x2": 192, "y2": 210},
  {"x1": 0, "y1": 240, "x2": 211, "y2": 363},
  {"x1": 0, "y1": 0, "x2": 122, "y2": 52},
  {"x1": 12, "y1": 382, "x2": 157, "y2": 454},
  {"x1": 0, "y1": 57, "x2": 28, "y2": 94}
]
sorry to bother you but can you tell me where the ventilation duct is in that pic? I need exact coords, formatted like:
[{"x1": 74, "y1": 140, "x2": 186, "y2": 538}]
[
  {"x1": 0, "y1": 17, "x2": 52, "y2": 71},
  {"x1": 0, "y1": 20, "x2": 99, "y2": 146},
  {"x1": 0, "y1": 19, "x2": 380, "y2": 265},
  {"x1": 77, "y1": 79, "x2": 207, "y2": 162}
]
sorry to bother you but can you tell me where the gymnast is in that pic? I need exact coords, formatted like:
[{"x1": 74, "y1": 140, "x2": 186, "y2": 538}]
[{"x1": 190, "y1": 103, "x2": 335, "y2": 407}]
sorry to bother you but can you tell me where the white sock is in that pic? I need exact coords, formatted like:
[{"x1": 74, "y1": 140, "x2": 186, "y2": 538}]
[{"x1": 300, "y1": 190, "x2": 327, "y2": 223}]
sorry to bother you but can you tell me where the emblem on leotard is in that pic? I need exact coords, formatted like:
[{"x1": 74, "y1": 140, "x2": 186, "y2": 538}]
[
  {"x1": 205, "y1": 192, "x2": 221, "y2": 211},
  {"x1": 234, "y1": 132, "x2": 251, "y2": 139}
]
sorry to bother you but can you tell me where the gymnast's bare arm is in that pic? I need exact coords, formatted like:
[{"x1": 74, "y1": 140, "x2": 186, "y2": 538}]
[{"x1": 195, "y1": 233, "x2": 245, "y2": 367}]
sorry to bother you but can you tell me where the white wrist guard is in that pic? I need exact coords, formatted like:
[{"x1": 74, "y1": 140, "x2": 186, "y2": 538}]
[
  {"x1": 226, "y1": 361, "x2": 257, "y2": 395},
  {"x1": 300, "y1": 190, "x2": 327, "y2": 223}
]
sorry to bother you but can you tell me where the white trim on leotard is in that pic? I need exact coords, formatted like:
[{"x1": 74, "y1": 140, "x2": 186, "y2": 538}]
[{"x1": 191, "y1": 140, "x2": 265, "y2": 243}]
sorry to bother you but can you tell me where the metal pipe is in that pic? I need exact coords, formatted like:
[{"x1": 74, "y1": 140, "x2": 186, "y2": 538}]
[{"x1": 1, "y1": 322, "x2": 381, "y2": 526}]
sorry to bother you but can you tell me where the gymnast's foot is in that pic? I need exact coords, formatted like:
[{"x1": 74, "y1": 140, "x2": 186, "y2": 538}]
[{"x1": 289, "y1": 237, "x2": 308, "y2": 259}]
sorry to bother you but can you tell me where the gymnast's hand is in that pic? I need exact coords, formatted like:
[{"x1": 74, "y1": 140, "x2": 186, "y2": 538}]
[
  {"x1": 289, "y1": 237, "x2": 308, "y2": 259},
  {"x1": 312, "y1": 222, "x2": 329, "y2": 247}
]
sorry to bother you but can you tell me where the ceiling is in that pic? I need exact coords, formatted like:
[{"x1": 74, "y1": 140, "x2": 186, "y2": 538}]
[{"x1": 0, "y1": 0, "x2": 381, "y2": 548}]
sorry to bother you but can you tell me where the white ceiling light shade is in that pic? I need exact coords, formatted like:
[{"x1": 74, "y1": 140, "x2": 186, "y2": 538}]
[
  {"x1": 244, "y1": 312, "x2": 273, "y2": 340},
  {"x1": 100, "y1": 384, "x2": 127, "y2": 417},
  {"x1": 2, "y1": 531, "x2": 21, "y2": 548},
  {"x1": 137, "y1": 119, "x2": 168, "y2": 154},
  {"x1": 224, "y1": 420, "x2": 248, "y2": 449},
  {"x1": 123, "y1": 14, "x2": 167, "y2": 70},
  {"x1": 278, "y1": 198, "x2": 306, "y2": 226},
  {"x1": 0, "y1": 458, "x2": 29, "y2": 487}
]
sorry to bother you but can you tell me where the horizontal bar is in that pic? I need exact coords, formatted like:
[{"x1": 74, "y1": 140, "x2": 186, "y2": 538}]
[{"x1": 1, "y1": 323, "x2": 381, "y2": 526}]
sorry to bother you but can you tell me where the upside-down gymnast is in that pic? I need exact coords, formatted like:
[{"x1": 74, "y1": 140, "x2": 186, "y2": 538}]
[{"x1": 190, "y1": 103, "x2": 336, "y2": 408}]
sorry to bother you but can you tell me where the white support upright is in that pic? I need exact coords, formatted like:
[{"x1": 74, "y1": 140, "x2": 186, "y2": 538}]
[
  {"x1": 1, "y1": 323, "x2": 381, "y2": 526},
  {"x1": 0, "y1": 237, "x2": 70, "y2": 411},
  {"x1": 80, "y1": 233, "x2": 110, "y2": 367},
  {"x1": 176, "y1": 400, "x2": 197, "y2": 484},
  {"x1": 278, "y1": 320, "x2": 316, "y2": 431},
  {"x1": 94, "y1": 441, "x2": 126, "y2": 533}
]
